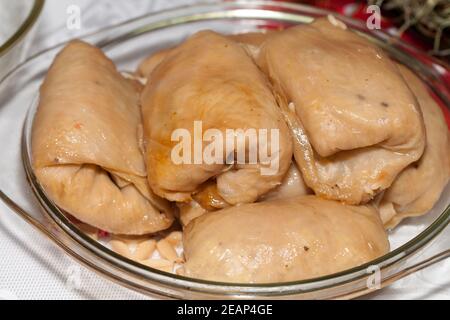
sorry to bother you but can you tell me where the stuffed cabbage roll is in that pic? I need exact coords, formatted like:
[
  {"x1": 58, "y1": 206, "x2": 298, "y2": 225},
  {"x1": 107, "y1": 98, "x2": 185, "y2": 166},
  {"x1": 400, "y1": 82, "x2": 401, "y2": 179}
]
[
  {"x1": 379, "y1": 65, "x2": 450, "y2": 228},
  {"x1": 256, "y1": 17, "x2": 426, "y2": 204},
  {"x1": 136, "y1": 31, "x2": 268, "y2": 78},
  {"x1": 141, "y1": 31, "x2": 293, "y2": 204},
  {"x1": 32, "y1": 40, "x2": 174, "y2": 235},
  {"x1": 260, "y1": 161, "x2": 312, "y2": 201},
  {"x1": 137, "y1": 47, "x2": 173, "y2": 78},
  {"x1": 177, "y1": 161, "x2": 311, "y2": 227},
  {"x1": 184, "y1": 195, "x2": 389, "y2": 283},
  {"x1": 176, "y1": 199, "x2": 210, "y2": 228}
]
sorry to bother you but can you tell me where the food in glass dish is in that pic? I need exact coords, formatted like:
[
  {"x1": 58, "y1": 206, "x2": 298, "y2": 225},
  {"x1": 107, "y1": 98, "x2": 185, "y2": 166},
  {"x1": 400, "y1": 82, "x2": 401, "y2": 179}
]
[
  {"x1": 256, "y1": 18, "x2": 426, "y2": 205},
  {"x1": 183, "y1": 195, "x2": 389, "y2": 283},
  {"x1": 140, "y1": 31, "x2": 293, "y2": 204},
  {"x1": 378, "y1": 65, "x2": 450, "y2": 228},
  {"x1": 31, "y1": 17, "x2": 449, "y2": 282},
  {"x1": 31, "y1": 40, "x2": 174, "y2": 235}
]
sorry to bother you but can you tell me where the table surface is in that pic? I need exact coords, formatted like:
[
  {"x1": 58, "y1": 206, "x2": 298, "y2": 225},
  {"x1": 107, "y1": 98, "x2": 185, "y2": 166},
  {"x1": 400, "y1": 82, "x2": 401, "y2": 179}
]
[{"x1": 0, "y1": 0, "x2": 449, "y2": 300}]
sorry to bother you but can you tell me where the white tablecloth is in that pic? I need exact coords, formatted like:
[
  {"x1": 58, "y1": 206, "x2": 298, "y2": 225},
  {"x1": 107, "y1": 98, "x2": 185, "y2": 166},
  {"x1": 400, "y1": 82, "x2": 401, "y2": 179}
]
[{"x1": 0, "y1": 0, "x2": 449, "y2": 300}]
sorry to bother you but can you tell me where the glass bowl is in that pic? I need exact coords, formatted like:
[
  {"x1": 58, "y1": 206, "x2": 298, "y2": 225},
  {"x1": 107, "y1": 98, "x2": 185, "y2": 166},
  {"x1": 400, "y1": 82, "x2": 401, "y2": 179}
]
[
  {"x1": 0, "y1": 0, "x2": 44, "y2": 79},
  {"x1": 0, "y1": 1, "x2": 449, "y2": 299}
]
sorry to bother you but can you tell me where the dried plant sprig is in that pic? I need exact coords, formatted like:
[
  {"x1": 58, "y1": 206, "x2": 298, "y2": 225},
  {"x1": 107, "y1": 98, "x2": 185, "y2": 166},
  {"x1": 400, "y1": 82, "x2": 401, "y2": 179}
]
[{"x1": 368, "y1": 0, "x2": 449, "y2": 56}]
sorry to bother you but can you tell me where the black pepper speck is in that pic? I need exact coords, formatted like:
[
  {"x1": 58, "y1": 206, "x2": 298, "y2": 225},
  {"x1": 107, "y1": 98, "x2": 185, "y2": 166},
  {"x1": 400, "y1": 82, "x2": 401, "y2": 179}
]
[{"x1": 356, "y1": 94, "x2": 366, "y2": 101}]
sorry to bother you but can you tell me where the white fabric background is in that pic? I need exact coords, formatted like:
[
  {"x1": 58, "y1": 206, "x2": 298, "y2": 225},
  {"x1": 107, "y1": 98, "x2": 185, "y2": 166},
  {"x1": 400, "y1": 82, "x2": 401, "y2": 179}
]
[{"x1": 0, "y1": 0, "x2": 449, "y2": 300}]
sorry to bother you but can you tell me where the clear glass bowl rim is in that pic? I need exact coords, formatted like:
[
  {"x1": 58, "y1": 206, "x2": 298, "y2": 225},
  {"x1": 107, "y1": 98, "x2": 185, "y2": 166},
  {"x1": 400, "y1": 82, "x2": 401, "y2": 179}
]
[
  {"x1": 0, "y1": 0, "x2": 45, "y2": 58},
  {"x1": 12, "y1": 0, "x2": 450, "y2": 297}
]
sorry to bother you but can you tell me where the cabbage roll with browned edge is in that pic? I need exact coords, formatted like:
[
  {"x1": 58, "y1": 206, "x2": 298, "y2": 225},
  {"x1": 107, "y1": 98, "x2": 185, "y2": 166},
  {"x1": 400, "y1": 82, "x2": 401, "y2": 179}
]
[
  {"x1": 177, "y1": 161, "x2": 311, "y2": 227},
  {"x1": 32, "y1": 40, "x2": 174, "y2": 235},
  {"x1": 256, "y1": 17, "x2": 426, "y2": 205},
  {"x1": 184, "y1": 195, "x2": 389, "y2": 283},
  {"x1": 141, "y1": 31, "x2": 293, "y2": 205},
  {"x1": 378, "y1": 65, "x2": 450, "y2": 228}
]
